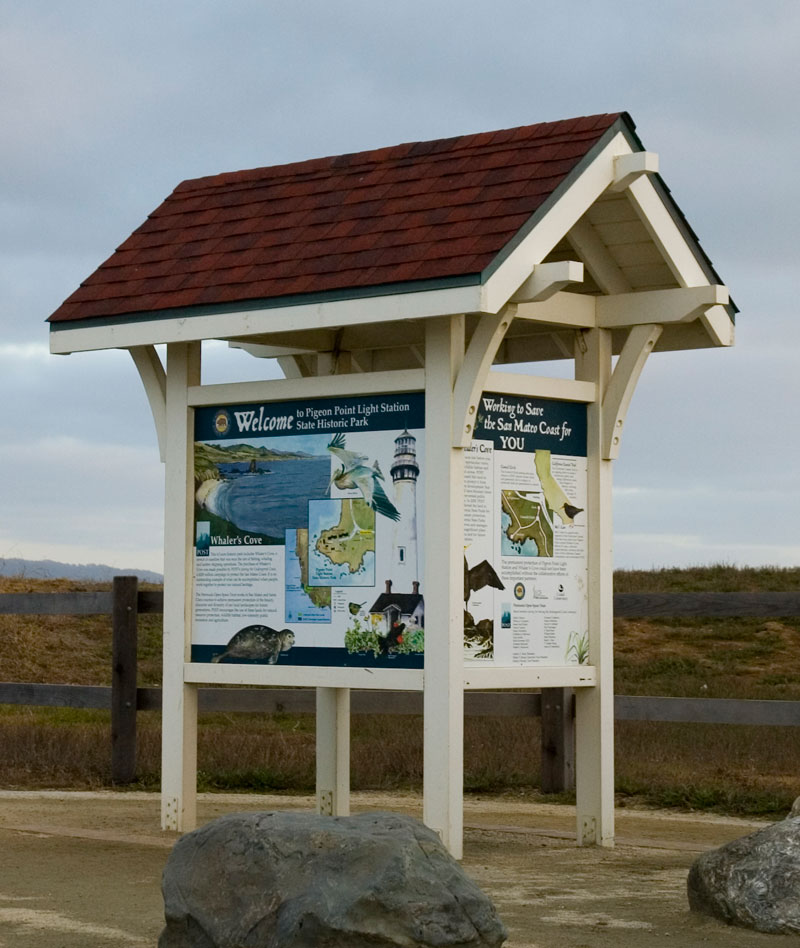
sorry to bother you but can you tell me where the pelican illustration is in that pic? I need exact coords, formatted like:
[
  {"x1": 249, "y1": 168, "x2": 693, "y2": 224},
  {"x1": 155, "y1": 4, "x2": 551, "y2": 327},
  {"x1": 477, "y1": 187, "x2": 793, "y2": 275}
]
[
  {"x1": 464, "y1": 554, "x2": 505, "y2": 605},
  {"x1": 327, "y1": 433, "x2": 400, "y2": 521}
]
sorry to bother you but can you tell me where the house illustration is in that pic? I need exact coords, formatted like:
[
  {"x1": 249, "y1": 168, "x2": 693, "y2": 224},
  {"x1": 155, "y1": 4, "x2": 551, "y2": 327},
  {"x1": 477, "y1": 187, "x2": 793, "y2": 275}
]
[{"x1": 369, "y1": 579, "x2": 424, "y2": 634}]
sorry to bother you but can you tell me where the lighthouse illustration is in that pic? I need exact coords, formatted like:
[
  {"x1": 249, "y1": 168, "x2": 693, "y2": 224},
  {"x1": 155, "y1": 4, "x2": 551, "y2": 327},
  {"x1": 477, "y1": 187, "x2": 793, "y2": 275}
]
[{"x1": 389, "y1": 429, "x2": 420, "y2": 590}]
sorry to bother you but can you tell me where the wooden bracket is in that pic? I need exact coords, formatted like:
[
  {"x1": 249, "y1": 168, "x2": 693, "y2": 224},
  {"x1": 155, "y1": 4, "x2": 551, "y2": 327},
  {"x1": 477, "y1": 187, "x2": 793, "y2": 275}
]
[
  {"x1": 510, "y1": 260, "x2": 584, "y2": 303},
  {"x1": 611, "y1": 151, "x2": 659, "y2": 192},
  {"x1": 229, "y1": 340, "x2": 317, "y2": 358},
  {"x1": 129, "y1": 345, "x2": 167, "y2": 462},
  {"x1": 601, "y1": 323, "x2": 663, "y2": 460},
  {"x1": 277, "y1": 355, "x2": 307, "y2": 379},
  {"x1": 452, "y1": 306, "x2": 515, "y2": 447}
]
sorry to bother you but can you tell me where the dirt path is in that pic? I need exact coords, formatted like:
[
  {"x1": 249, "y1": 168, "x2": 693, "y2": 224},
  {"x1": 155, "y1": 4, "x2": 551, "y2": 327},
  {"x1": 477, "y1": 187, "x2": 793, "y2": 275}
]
[{"x1": 0, "y1": 790, "x2": 795, "y2": 947}]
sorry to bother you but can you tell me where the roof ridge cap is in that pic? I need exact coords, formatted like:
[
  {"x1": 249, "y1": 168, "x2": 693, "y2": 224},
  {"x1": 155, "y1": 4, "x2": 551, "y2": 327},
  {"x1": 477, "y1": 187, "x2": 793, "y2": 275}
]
[{"x1": 174, "y1": 112, "x2": 625, "y2": 194}]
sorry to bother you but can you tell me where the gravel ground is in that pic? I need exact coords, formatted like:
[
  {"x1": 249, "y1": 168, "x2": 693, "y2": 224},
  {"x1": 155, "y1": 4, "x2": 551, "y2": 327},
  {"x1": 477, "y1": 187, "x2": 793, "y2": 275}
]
[{"x1": 0, "y1": 790, "x2": 795, "y2": 947}]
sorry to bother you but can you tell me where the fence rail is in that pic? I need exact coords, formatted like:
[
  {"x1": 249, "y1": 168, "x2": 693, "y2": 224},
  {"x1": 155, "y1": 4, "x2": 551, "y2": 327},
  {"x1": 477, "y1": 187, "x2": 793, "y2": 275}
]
[
  {"x1": 0, "y1": 681, "x2": 540, "y2": 717},
  {"x1": 0, "y1": 588, "x2": 163, "y2": 616},
  {"x1": 6, "y1": 589, "x2": 798, "y2": 618},
  {"x1": 2, "y1": 580, "x2": 799, "y2": 788},
  {"x1": 614, "y1": 591, "x2": 800, "y2": 618}
]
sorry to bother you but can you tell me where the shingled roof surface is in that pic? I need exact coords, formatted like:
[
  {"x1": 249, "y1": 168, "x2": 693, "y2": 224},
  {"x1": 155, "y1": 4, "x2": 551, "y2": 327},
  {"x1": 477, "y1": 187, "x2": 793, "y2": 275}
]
[{"x1": 49, "y1": 112, "x2": 626, "y2": 325}]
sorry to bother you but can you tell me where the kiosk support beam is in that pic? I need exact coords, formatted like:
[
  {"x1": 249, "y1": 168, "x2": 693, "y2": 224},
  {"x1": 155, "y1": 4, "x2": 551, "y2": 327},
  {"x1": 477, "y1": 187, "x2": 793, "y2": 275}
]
[
  {"x1": 424, "y1": 315, "x2": 465, "y2": 858},
  {"x1": 314, "y1": 351, "x2": 352, "y2": 818},
  {"x1": 161, "y1": 341, "x2": 200, "y2": 831},
  {"x1": 574, "y1": 328, "x2": 615, "y2": 846},
  {"x1": 316, "y1": 687, "x2": 351, "y2": 816}
]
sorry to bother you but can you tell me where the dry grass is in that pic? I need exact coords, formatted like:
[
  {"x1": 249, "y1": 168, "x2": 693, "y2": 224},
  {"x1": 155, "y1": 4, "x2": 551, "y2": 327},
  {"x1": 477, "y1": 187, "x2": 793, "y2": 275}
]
[
  {"x1": 0, "y1": 707, "x2": 541, "y2": 795},
  {"x1": 614, "y1": 617, "x2": 800, "y2": 699},
  {"x1": 616, "y1": 720, "x2": 800, "y2": 814},
  {"x1": 0, "y1": 576, "x2": 164, "y2": 686},
  {"x1": 2, "y1": 568, "x2": 800, "y2": 814},
  {"x1": 614, "y1": 563, "x2": 800, "y2": 593}
]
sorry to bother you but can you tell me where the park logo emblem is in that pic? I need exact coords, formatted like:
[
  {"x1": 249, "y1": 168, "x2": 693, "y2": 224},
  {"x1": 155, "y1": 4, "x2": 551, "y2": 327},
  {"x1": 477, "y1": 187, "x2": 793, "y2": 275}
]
[{"x1": 213, "y1": 409, "x2": 231, "y2": 435}]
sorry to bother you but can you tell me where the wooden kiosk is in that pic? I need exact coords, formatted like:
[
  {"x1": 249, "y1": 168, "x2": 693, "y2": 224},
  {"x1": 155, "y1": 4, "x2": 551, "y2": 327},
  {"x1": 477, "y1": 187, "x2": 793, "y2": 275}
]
[{"x1": 48, "y1": 112, "x2": 734, "y2": 856}]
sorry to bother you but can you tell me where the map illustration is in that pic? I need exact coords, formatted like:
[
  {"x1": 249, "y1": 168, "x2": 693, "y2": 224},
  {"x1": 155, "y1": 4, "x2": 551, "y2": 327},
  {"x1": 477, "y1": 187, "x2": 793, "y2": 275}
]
[
  {"x1": 309, "y1": 498, "x2": 376, "y2": 586},
  {"x1": 285, "y1": 528, "x2": 331, "y2": 623},
  {"x1": 500, "y1": 490, "x2": 555, "y2": 556}
]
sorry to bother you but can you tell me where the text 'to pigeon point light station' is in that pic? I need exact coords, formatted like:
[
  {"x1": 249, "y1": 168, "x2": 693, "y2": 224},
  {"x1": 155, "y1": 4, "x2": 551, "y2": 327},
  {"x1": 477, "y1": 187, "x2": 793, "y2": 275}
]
[{"x1": 48, "y1": 113, "x2": 734, "y2": 857}]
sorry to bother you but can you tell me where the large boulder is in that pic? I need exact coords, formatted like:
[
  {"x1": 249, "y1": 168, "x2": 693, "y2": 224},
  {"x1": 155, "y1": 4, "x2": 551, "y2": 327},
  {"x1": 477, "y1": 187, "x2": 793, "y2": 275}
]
[
  {"x1": 687, "y1": 799, "x2": 800, "y2": 933},
  {"x1": 159, "y1": 810, "x2": 507, "y2": 948}
]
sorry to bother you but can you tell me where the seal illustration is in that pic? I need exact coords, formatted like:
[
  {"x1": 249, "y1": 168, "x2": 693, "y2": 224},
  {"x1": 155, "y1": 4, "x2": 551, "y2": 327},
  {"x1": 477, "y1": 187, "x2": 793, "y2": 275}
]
[{"x1": 212, "y1": 625, "x2": 295, "y2": 664}]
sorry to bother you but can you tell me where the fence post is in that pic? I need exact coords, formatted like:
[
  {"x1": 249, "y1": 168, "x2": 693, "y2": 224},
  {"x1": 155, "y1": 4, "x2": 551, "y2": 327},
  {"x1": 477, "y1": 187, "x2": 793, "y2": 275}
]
[
  {"x1": 540, "y1": 687, "x2": 575, "y2": 793},
  {"x1": 111, "y1": 575, "x2": 139, "y2": 783}
]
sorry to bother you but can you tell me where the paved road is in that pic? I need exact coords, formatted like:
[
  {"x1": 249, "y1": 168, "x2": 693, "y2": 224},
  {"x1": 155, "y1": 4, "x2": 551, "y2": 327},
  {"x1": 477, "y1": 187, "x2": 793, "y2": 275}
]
[{"x1": 0, "y1": 790, "x2": 792, "y2": 947}]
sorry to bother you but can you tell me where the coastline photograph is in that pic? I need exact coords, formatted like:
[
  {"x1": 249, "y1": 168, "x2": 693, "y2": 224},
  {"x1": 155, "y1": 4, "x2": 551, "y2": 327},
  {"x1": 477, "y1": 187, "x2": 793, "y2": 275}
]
[{"x1": 194, "y1": 437, "x2": 330, "y2": 542}]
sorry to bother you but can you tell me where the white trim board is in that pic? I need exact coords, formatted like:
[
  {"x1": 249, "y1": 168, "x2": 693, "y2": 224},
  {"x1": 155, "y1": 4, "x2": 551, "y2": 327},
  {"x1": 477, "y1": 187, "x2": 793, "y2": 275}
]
[
  {"x1": 464, "y1": 665, "x2": 597, "y2": 689},
  {"x1": 48, "y1": 285, "x2": 483, "y2": 354},
  {"x1": 187, "y1": 369, "x2": 425, "y2": 407},
  {"x1": 185, "y1": 663, "x2": 425, "y2": 691}
]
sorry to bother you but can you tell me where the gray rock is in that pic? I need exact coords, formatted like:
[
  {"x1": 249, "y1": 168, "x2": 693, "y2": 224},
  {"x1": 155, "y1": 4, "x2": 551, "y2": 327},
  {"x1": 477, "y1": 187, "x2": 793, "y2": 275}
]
[
  {"x1": 687, "y1": 811, "x2": 800, "y2": 933},
  {"x1": 159, "y1": 810, "x2": 507, "y2": 948}
]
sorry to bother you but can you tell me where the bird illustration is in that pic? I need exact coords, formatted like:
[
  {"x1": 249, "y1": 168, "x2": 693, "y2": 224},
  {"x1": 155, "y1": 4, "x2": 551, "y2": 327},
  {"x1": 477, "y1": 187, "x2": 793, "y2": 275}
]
[
  {"x1": 463, "y1": 555, "x2": 503, "y2": 658},
  {"x1": 562, "y1": 503, "x2": 583, "y2": 522},
  {"x1": 327, "y1": 433, "x2": 400, "y2": 521},
  {"x1": 212, "y1": 625, "x2": 295, "y2": 664},
  {"x1": 348, "y1": 601, "x2": 366, "y2": 615},
  {"x1": 464, "y1": 555, "x2": 505, "y2": 604},
  {"x1": 377, "y1": 621, "x2": 405, "y2": 655}
]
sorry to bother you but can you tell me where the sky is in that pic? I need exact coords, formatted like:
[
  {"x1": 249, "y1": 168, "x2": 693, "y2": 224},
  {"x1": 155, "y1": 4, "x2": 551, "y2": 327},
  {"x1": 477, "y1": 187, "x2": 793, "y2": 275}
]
[{"x1": 2, "y1": 0, "x2": 798, "y2": 576}]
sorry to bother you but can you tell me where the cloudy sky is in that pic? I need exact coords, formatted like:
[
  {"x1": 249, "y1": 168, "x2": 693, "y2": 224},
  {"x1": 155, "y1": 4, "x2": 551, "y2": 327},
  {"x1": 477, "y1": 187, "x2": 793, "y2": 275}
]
[{"x1": 2, "y1": 0, "x2": 798, "y2": 575}]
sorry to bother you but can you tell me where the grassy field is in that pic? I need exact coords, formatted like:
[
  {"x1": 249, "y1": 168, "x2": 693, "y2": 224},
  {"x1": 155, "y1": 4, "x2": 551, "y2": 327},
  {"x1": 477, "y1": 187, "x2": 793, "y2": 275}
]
[{"x1": 1, "y1": 566, "x2": 799, "y2": 816}]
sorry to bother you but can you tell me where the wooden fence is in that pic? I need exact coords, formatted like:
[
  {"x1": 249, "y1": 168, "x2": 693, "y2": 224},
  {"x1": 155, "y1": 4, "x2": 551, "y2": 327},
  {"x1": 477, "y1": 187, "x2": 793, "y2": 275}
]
[{"x1": 1, "y1": 578, "x2": 799, "y2": 789}]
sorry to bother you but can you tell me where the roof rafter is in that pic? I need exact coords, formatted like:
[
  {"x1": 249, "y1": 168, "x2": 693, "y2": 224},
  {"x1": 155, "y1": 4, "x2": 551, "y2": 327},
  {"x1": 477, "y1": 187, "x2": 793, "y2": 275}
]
[{"x1": 567, "y1": 218, "x2": 632, "y2": 295}]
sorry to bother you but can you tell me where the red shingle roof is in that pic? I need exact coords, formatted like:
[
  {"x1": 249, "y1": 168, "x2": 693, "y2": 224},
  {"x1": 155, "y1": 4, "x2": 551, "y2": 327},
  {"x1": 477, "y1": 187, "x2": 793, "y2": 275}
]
[{"x1": 49, "y1": 113, "x2": 627, "y2": 325}]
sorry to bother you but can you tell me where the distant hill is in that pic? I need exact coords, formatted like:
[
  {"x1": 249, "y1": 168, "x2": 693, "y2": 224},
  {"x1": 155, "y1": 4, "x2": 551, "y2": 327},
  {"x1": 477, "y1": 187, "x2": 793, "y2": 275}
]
[{"x1": 0, "y1": 557, "x2": 163, "y2": 584}]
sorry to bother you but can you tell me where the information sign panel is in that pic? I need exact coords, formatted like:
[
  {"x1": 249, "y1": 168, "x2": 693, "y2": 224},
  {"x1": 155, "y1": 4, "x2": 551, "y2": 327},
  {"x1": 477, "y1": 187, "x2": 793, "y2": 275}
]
[
  {"x1": 191, "y1": 391, "x2": 588, "y2": 670},
  {"x1": 464, "y1": 393, "x2": 589, "y2": 666},
  {"x1": 191, "y1": 393, "x2": 426, "y2": 668}
]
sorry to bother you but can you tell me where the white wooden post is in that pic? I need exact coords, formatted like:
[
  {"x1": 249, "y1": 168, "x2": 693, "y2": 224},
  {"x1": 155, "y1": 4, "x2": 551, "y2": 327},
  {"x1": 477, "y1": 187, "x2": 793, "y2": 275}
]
[
  {"x1": 161, "y1": 341, "x2": 201, "y2": 831},
  {"x1": 313, "y1": 350, "x2": 352, "y2": 818},
  {"x1": 574, "y1": 329, "x2": 615, "y2": 846},
  {"x1": 423, "y1": 315, "x2": 465, "y2": 858},
  {"x1": 316, "y1": 687, "x2": 351, "y2": 815}
]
